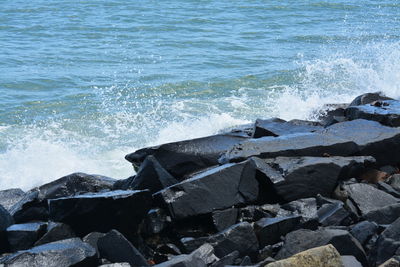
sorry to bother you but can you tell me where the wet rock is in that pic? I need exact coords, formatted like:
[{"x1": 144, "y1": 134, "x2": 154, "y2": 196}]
[
  {"x1": 276, "y1": 228, "x2": 367, "y2": 266},
  {"x1": 370, "y1": 217, "x2": 400, "y2": 265},
  {"x1": 252, "y1": 118, "x2": 322, "y2": 138},
  {"x1": 341, "y1": 255, "x2": 362, "y2": 267},
  {"x1": 83, "y1": 232, "x2": 106, "y2": 256},
  {"x1": 255, "y1": 216, "x2": 301, "y2": 247},
  {"x1": 154, "y1": 159, "x2": 261, "y2": 220},
  {"x1": 343, "y1": 183, "x2": 399, "y2": 216},
  {"x1": 317, "y1": 202, "x2": 351, "y2": 226},
  {"x1": 0, "y1": 188, "x2": 25, "y2": 212},
  {"x1": 0, "y1": 237, "x2": 97, "y2": 266},
  {"x1": 125, "y1": 134, "x2": 249, "y2": 178},
  {"x1": 388, "y1": 174, "x2": 400, "y2": 191},
  {"x1": 267, "y1": 244, "x2": 343, "y2": 267},
  {"x1": 363, "y1": 203, "x2": 400, "y2": 224},
  {"x1": 212, "y1": 208, "x2": 238, "y2": 232},
  {"x1": 144, "y1": 208, "x2": 169, "y2": 235},
  {"x1": 346, "y1": 100, "x2": 400, "y2": 127},
  {"x1": 318, "y1": 104, "x2": 348, "y2": 127},
  {"x1": 49, "y1": 190, "x2": 152, "y2": 236},
  {"x1": 350, "y1": 221, "x2": 378, "y2": 246},
  {"x1": 349, "y1": 92, "x2": 393, "y2": 106},
  {"x1": 377, "y1": 182, "x2": 400, "y2": 198},
  {"x1": 210, "y1": 251, "x2": 239, "y2": 267},
  {"x1": 34, "y1": 222, "x2": 75, "y2": 246},
  {"x1": 0, "y1": 204, "x2": 13, "y2": 232},
  {"x1": 114, "y1": 155, "x2": 178, "y2": 193},
  {"x1": 6, "y1": 222, "x2": 47, "y2": 251},
  {"x1": 9, "y1": 189, "x2": 48, "y2": 223},
  {"x1": 98, "y1": 229, "x2": 148, "y2": 267}
]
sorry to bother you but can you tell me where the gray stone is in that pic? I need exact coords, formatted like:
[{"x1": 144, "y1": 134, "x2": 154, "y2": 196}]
[
  {"x1": 363, "y1": 203, "x2": 400, "y2": 224},
  {"x1": 0, "y1": 189, "x2": 25, "y2": 212},
  {"x1": 254, "y1": 216, "x2": 301, "y2": 247},
  {"x1": 210, "y1": 251, "x2": 239, "y2": 267},
  {"x1": 378, "y1": 182, "x2": 400, "y2": 198},
  {"x1": 341, "y1": 255, "x2": 362, "y2": 267},
  {"x1": 350, "y1": 221, "x2": 378, "y2": 245},
  {"x1": 252, "y1": 118, "x2": 322, "y2": 138},
  {"x1": 212, "y1": 208, "x2": 238, "y2": 232},
  {"x1": 346, "y1": 100, "x2": 400, "y2": 127},
  {"x1": 371, "y1": 217, "x2": 400, "y2": 265},
  {"x1": 34, "y1": 222, "x2": 75, "y2": 246},
  {"x1": 317, "y1": 202, "x2": 351, "y2": 226},
  {"x1": 389, "y1": 174, "x2": 400, "y2": 191},
  {"x1": 83, "y1": 232, "x2": 106, "y2": 256}
]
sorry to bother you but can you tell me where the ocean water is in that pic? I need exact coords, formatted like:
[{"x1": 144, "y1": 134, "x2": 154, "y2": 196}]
[{"x1": 1, "y1": 0, "x2": 400, "y2": 190}]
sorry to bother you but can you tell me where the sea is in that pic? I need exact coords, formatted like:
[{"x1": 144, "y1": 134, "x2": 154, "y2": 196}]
[{"x1": 1, "y1": 0, "x2": 400, "y2": 190}]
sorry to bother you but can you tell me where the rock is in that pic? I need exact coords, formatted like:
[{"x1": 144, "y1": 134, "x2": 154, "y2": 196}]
[
  {"x1": 377, "y1": 182, "x2": 400, "y2": 198},
  {"x1": 154, "y1": 159, "x2": 261, "y2": 220},
  {"x1": 9, "y1": 189, "x2": 48, "y2": 223},
  {"x1": 343, "y1": 183, "x2": 399, "y2": 216},
  {"x1": 371, "y1": 217, "x2": 400, "y2": 265},
  {"x1": 349, "y1": 92, "x2": 393, "y2": 106},
  {"x1": 239, "y1": 205, "x2": 272, "y2": 223},
  {"x1": 180, "y1": 237, "x2": 208, "y2": 253},
  {"x1": 240, "y1": 255, "x2": 252, "y2": 265},
  {"x1": 252, "y1": 118, "x2": 322, "y2": 138},
  {"x1": 346, "y1": 100, "x2": 400, "y2": 127},
  {"x1": 38, "y1": 172, "x2": 115, "y2": 200},
  {"x1": 0, "y1": 237, "x2": 97, "y2": 266},
  {"x1": 49, "y1": 190, "x2": 152, "y2": 236},
  {"x1": 318, "y1": 104, "x2": 348, "y2": 127},
  {"x1": 254, "y1": 216, "x2": 301, "y2": 247},
  {"x1": 144, "y1": 208, "x2": 168, "y2": 235},
  {"x1": 379, "y1": 258, "x2": 400, "y2": 267},
  {"x1": 83, "y1": 232, "x2": 106, "y2": 256},
  {"x1": 276, "y1": 228, "x2": 367, "y2": 266},
  {"x1": 34, "y1": 222, "x2": 75, "y2": 246},
  {"x1": 6, "y1": 222, "x2": 47, "y2": 251},
  {"x1": 125, "y1": 134, "x2": 249, "y2": 178},
  {"x1": 317, "y1": 202, "x2": 351, "y2": 226},
  {"x1": 0, "y1": 189, "x2": 25, "y2": 211},
  {"x1": 266, "y1": 244, "x2": 343, "y2": 267},
  {"x1": 0, "y1": 205, "x2": 13, "y2": 232},
  {"x1": 349, "y1": 221, "x2": 378, "y2": 246},
  {"x1": 99, "y1": 263, "x2": 131, "y2": 267},
  {"x1": 114, "y1": 156, "x2": 178, "y2": 193},
  {"x1": 210, "y1": 251, "x2": 239, "y2": 267},
  {"x1": 359, "y1": 169, "x2": 389, "y2": 183},
  {"x1": 341, "y1": 255, "x2": 362, "y2": 267},
  {"x1": 389, "y1": 174, "x2": 400, "y2": 191},
  {"x1": 280, "y1": 198, "x2": 318, "y2": 229},
  {"x1": 260, "y1": 156, "x2": 374, "y2": 202},
  {"x1": 363, "y1": 203, "x2": 400, "y2": 224},
  {"x1": 97, "y1": 229, "x2": 148, "y2": 267},
  {"x1": 380, "y1": 165, "x2": 399, "y2": 175},
  {"x1": 212, "y1": 208, "x2": 238, "y2": 232}
]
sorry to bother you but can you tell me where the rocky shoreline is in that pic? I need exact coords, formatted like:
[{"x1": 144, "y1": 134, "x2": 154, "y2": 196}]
[{"x1": 0, "y1": 92, "x2": 399, "y2": 267}]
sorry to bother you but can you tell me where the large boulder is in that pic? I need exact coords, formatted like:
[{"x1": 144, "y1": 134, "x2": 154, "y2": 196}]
[
  {"x1": 370, "y1": 217, "x2": 400, "y2": 265},
  {"x1": 346, "y1": 100, "x2": 400, "y2": 127},
  {"x1": 6, "y1": 222, "x2": 47, "y2": 251},
  {"x1": 317, "y1": 202, "x2": 351, "y2": 226},
  {"x1": 252, "y1": 118, "x2": 322, "y2": 138},
  {"x1": 9, "y1": 189, "x2": 48, "y2": 223},
  {"x1": 266, "y1": 244, "x2": 343, "y2": 267},
  {"x1": 48, "y1": 190, "x2": 151, "y2": 236},
  {"x1": 125, "y1": 134, "x2": 249, "y2": 178},
  {"x1": 0, "y1": 188, "x2": 25, "y2": 211},
  {"x1": 34, "y1": 222, "x2": 75, "y2": 246},
  {"x1": 276, "y1": 228, "x2": 367, "y2": 266},
  {"x1": 0, "y1": 237, "x2": 97, "y2": 266},
  {"x1": 349, "y1": 92, "x2": 393, "y2": 106}
]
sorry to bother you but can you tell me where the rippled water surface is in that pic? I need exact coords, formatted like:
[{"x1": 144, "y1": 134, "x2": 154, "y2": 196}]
[{"x1": 1, "y1": 0, "x2": 400, "y2": 189}]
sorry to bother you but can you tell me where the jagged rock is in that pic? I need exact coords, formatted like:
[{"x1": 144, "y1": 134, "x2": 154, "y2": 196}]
[
  {"x1": 6, "y1": 222, "x2": 47, "y2": 251},
  {"x1": 379, "y1": 258, "x2": 400, "y2": 267},
  {"x1": 210, "y1": 251, "x2": 239, "y2": 267},
  {"x1": 280, "y1": 198, "x2": 318, "y2": 229},
  {"x1": 212, "y1": 208, "x2": 238, "y2": 232},
  {"x1": 363, "y1": 203, "x2": 400, "y2": 224},
  {"x1": 97, "y1": 229, "x2": 148, "y2": 267},
  {"x1": 239, "y1": 205, "x2": 271, "y2": 223},
  {"x1": 389, "y1": 174, "x2": 400, "y2": 191},
  {"x1": 180, "y1": 237, "x2": 208, "y2": 253},
  {"x1": 318, "y1": 104, "x2": 348, "y2": 127},
  {"x1": 254, "y1": 216, "x2": 301, "y2": 247},
  {"x1": 125, "y1": 134, "x2": 249, "y2": 178},
  {"x1": 154, "y1": 243, "x2": 181, "y2": 262},
  {"x1": 38, "y1": 172, "x2": 115, "y2": 200},
  {"x1": 266, "y1": 244, "x2": 343, "y2": 267},
  {"x1": 349, "y1": 92, "x2": 393, "y2": 106},
  {"x1": 343, "y1": 183, "x2": 399, "y2": 216},
  {"x1": 9, "y1": 189, "x2": 48, "y2": 223},
  {"x1": 346, "y1": 100, "x2": 400, "y2": 127},
  {"x1": 114, "y1": 156, "x2": 178, "y2": 193},
  {"x1": 371, "y1": 217, "x2": 400, "y2": 265},
  {"x1": 154, "y1": 159, "x2": 262, "y2": 220},
  {"x1": 252, "y1": 118, "x2": 322, "y2": 138},
  {"x1": 49, "y1": 190, "x2": 152, "y2": 236},
  {"x1": 276, "y1": 228, "x2": 367, "y2": 266},
  {"x1": 259, "y1": 156, "x2": 374, "y2": 202},
  {"x1": 144, "y1": 208, "x2": 168, "y2": 235},
  {"x1": 317, "y1": 202, "x2": 351, "y2": 226},
  {"x1": 34, "y1": 222, "x2": 75, "y2": 246},
  {"x1": 0, "y1": 237, "x2": 97, "y2": 266},
  {"x1": 316, "y1": 194, "x2": 343, "y2": 207},
  {"x1": 378, "y1": 182, "x2": 400, "y2": 198},
  {"x1": 341, "y1": 255, "x2": 362, "y2": 267},
  {"x1": 0, "y1": 205, "x2": 13, "y2": 232},
  {"x1": 349, "y1": 221, "x2": 378, "y2": 246},
  {"x1": 83, "y1": 232, "x2": 106, "y2": 256},
  {"x1": 0, "y1": 189, "x2": 25, "y2": 211}
]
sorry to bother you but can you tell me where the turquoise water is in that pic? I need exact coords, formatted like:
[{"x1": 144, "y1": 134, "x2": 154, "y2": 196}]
[{"x1": 1, "y1": 0, "x2": 400, "y2": 189}]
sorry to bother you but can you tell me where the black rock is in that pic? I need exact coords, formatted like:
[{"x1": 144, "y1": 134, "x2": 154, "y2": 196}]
[
  {"x1": 363, "y1": 203, "x2": 400, "y2": 224},
  {"x1": 210, "y1": 251, "x2": 240, "y2": 267},
  {"x1": 317, "y1": 202, "x2": 351, "y2": 226},
  {"x1": 114, "y1": 155, "x2": 178, "y2": 193},
  {"x1": 346, "y1": 100, "x2": 400, "y2": 127},
  {"x1": 144, "y1": 208, "x2": 168, "y2": 235},
  {"x1": 349, "y1": 92, "x2": 393, "y2": 106},
  {"x1": 370, "y1": 217, "x2": 400, "y2": 265},
  {"x1": 377, "y1": 182, "x2": 400, "y2": 198},
  {"x1": 0, "y1": 204, "x2": 13, "y2": 232},
  {"x1": 252, "y1": 118, "x2": 322, "y2": 138},
  {"x1": 6, "y1": 222, "x2": 47, "y2": 251},
  {"x1": 280, "y1": 198, "x2": 318, "y2": 229},
  {"x1": 317, "y1": 104, "x2": 348, "y2": 127},
  {"x1": 0, "y1": 188, "x2": 25, "y2": 211},
  {"x1": 380, "y1": 165, "x2": 398, "y2": 175},
  {"x1": 239, "y1": 205, "x2": 271, "y2": 223},
  {"x1": 83, "y1": 232, "x2": 106, "y2": 257},
  {"x1": 240, "y1": 255, "x2": 252, "y2": 265},
  {"x1": 125, "y1": 134, "x2": 249, "y2": 178},
  {"x1": 38, "y1": 172, "x2": 115, "y2": 200},
  {"x1": 276, "y1": 228, "x2": 367, "y2": 266},
  {"x1": 49, "y1": 190, "x2": 152, "y2": 236},
  {"x1": 180, "y1": 237, "x2": 209, "y2": 254},
  {"x1": 212, "y1": 208, "x2": 238, "y2": 232},
  {"x1": 34, "y1": 221, "x2": 75, "y2": 246},
  {"x1": 254, "y1": 216, "x2": 301, "y2": 247},
  {"x1": 9, "y1": 189, "x2": 48, "y2": 223},
  {"x1": 343, "y1": 183, "x2": 399, "y2": 216},
  {"x1": 0, "y1": 237, "x2": 97, "y2": 266},
  {"x1": 98, "y1": 229, "x2": 148, "y2": 267},
  {"x1": 350, "y1": 221, "x2": 378, "y2": 246}
]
